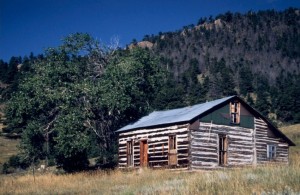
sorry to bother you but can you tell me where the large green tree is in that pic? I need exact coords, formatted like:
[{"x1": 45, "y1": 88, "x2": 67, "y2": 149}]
[{"x1": 5, "y1": 33, "x2": 164, "y2": 171}]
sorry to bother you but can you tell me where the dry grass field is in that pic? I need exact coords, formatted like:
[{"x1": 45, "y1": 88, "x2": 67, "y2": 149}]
[
  {"x1": 0, "y1": 108, "x2": 20, "y2": 168},
  {"x1": 281, "y1": 124, "x2": 300, "y2": 152},
  {"x1": 0, "y1": 124, "x2": 299, "y2": 195},
  {"x1": 0, "y1": 136, "x2": 19, "y2": 166}
]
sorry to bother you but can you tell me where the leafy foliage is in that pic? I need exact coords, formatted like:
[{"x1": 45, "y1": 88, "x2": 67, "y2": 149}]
[{"x1": 4, "y1": 33, "x2": 164, "y2": 171}]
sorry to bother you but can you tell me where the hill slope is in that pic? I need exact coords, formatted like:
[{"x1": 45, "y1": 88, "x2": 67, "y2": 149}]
[
  {"x1": 146, "y1": 8, "x2": 300, "y2": 79},
  {"x1": 139, "y1": 8, "x2": 300, "y2": 123},
  {"x1": 280, "y1": 124, "x2": 300, "y2": 156}
]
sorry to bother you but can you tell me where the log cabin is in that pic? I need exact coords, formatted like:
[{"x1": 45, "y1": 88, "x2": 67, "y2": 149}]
[{"x1": 116, "y1": 96, "x2": 295, "y2": 170}]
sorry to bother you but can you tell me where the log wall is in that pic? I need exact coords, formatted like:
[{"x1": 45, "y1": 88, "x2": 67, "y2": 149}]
[
  {"x1": 191, "y1": 122, "x2": 254, "y2": 169},
  {"x1": 118, "y1": 117, "x2": 289, "y2": 169},
  {"x1": 118, "y1": 124, "x2": 189, "y2": 169},
  {"x1": 254, "y1": 118, "x2": 289, "y2": 164}
]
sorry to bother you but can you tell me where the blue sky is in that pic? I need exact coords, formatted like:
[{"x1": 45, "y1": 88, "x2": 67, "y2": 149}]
[{"x1": 0, "y1": 0, "x2": 299, "y2": 62}]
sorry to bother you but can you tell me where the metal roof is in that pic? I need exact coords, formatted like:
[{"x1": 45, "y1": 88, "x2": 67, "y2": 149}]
[{"x1": 116, "y1": 96, "x2": 235, "y2": 132}]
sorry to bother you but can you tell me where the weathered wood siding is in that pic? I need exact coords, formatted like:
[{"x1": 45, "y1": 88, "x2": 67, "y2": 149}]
[
  {"x1": 191, "y1": 122, "x2": 254, "y2": 169},
  {"x1": 118, "y1": 124, "x2": 189, "y2": 168},
  {"x1": 118, "y1": 107, "x2": 290, "y2": 169},
  {"x1": 255, "y1": 118, "x2": 289, "y2": 163},
  {"x1": 190, "y1": 119, "x2": 289, "y2": 169}
]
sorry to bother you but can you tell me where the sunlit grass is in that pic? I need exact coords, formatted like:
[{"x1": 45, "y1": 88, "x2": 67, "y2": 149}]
[
  {"x1": 0, "y1": 136, "x2": 19, "y2": 165},
  {"x1": 0, "y1": 159, "x2": 300, "y2": 195}
]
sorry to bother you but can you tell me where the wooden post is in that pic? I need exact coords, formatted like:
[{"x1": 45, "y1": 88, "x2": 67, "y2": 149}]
[
  {"x1": 253, "y1": 127, "x2": 257, "y2": 167},
  {"x1": 46, "y1": 132, "x2": 49, "y2": 167},
  {"x1": 32, "y1": 157, "x2": 36, "y2": 183}
]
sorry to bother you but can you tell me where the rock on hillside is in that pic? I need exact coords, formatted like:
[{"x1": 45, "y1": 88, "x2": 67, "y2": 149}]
[{"x1": 128, "y1": 41, "x2": 154, "y2": 50}]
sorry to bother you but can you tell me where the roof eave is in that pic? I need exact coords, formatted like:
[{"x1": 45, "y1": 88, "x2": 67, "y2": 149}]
[{"x1": 116, "y1": 120, "x2": 190, "y2": 133}]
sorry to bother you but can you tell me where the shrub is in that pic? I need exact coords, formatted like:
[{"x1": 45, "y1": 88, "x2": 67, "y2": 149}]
[
  {"x1": 1, "y1": 162, "x2": 9, "y2": 174},
  {"x1": 6, "y1": 155, "x2": 30, "y2": 172}
]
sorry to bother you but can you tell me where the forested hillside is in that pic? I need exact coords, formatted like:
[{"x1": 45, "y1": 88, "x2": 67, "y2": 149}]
[
  {"x1": 0, "y1": 8, "x2": 299, "y2": 172},
  {"x1": 141, "y1": 8, "x2": 300, "y2": 123}
]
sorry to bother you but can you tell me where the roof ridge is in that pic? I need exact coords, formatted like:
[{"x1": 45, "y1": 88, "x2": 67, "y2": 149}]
[{"x1": 152, "y1": 95, "x2": 236, "y2": 113}]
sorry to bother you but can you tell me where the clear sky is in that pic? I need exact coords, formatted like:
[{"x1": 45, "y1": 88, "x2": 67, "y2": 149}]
[{"x1": 0, "y1": 0, "x2": 299, "y2": 62}]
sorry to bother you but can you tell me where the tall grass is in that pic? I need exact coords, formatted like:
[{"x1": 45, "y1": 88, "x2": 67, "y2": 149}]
[
  {"x1": 0, "y1": 156, "x2": 299, "y2": 195},
  {"x1": 0, "y1": 124, "x2": 299, "y2": 195},
  {"x1": 0, "y1": 136, "x2": 19, "y2": 166}
]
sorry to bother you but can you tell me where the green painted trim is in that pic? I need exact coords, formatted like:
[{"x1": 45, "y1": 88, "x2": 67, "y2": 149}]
[{"x1": 199, "y1": 104, "x2": 254, "y2": 129}]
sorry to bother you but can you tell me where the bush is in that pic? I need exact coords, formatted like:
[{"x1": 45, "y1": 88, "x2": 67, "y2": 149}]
[
  {"x1": 48, "y1": 158, "x2": 56, "y2": 166},
  {"x1": 96, "y1": 153, "x2": 118, "y2": 169},
  {"x1": 2, "y1": 162, "x2": 9, "y2": 174},
  {"x1": 55, "y1": 151, "x2": 89, "y2": 172},
  {"x1": 7, "y1": 155, "x2": 30, "y2": 170}
]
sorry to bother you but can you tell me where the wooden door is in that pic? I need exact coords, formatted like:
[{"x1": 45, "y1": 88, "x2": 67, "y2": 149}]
[
  {"x1": 140, "y1": 140, "x2": 148, "y2": 167},
  {"x1": 127, "y1": 141, "x2": 133, "y2": 167},
  {"x1": 219, "y1": 135, "x2": 228, "y2": 166},
  {"x1": 168, "y1": 135, "x2": 177, "y2": 166}
]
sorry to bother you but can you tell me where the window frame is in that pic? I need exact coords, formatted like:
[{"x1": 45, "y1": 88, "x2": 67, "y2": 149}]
[
  {"x1": 230, "y1": 101, "x2": 240, "y2": 124},
  {"x1": 267, "y1": 144, "x2": 276, "y2": 160},
  {"x1": 168, "y1": 134, "x2": 177, "y2": 151}
]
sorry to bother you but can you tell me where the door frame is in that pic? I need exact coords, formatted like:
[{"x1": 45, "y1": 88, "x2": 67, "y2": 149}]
[
  {"x1": 126, "y1": 140, "x2": 134, "y2": 167},
  {"x1": 168, "y1": 134, "x2": 178, "y2": 166},
  {"x1": 140, "y1": 140, "x2": 148, "y2": 167},
  {"x1": 218, "y1": 134, "x2": 228, "y2": 166}
]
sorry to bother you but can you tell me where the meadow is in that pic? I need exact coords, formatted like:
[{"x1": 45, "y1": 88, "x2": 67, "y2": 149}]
[
  {"x1": 0, "y1": 109, "x2": 19, "y2": 167},
  {"x1": 0, "y1": 124, "x2": 299, "y2": 195}
]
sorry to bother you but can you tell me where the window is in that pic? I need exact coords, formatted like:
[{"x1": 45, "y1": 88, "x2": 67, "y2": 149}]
[
  {"x1": 169, "y1": 135, "x2": 176, "y2": 150},
  {"x1": 230, "y1": 101, "x2": 240, "y2": 124},
  {"x1": 127, "y1": 141, "x2": 133, "y2": 166},
  {"x1": 267, "y1": 145, "x2": 276, "y2": 160}
]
